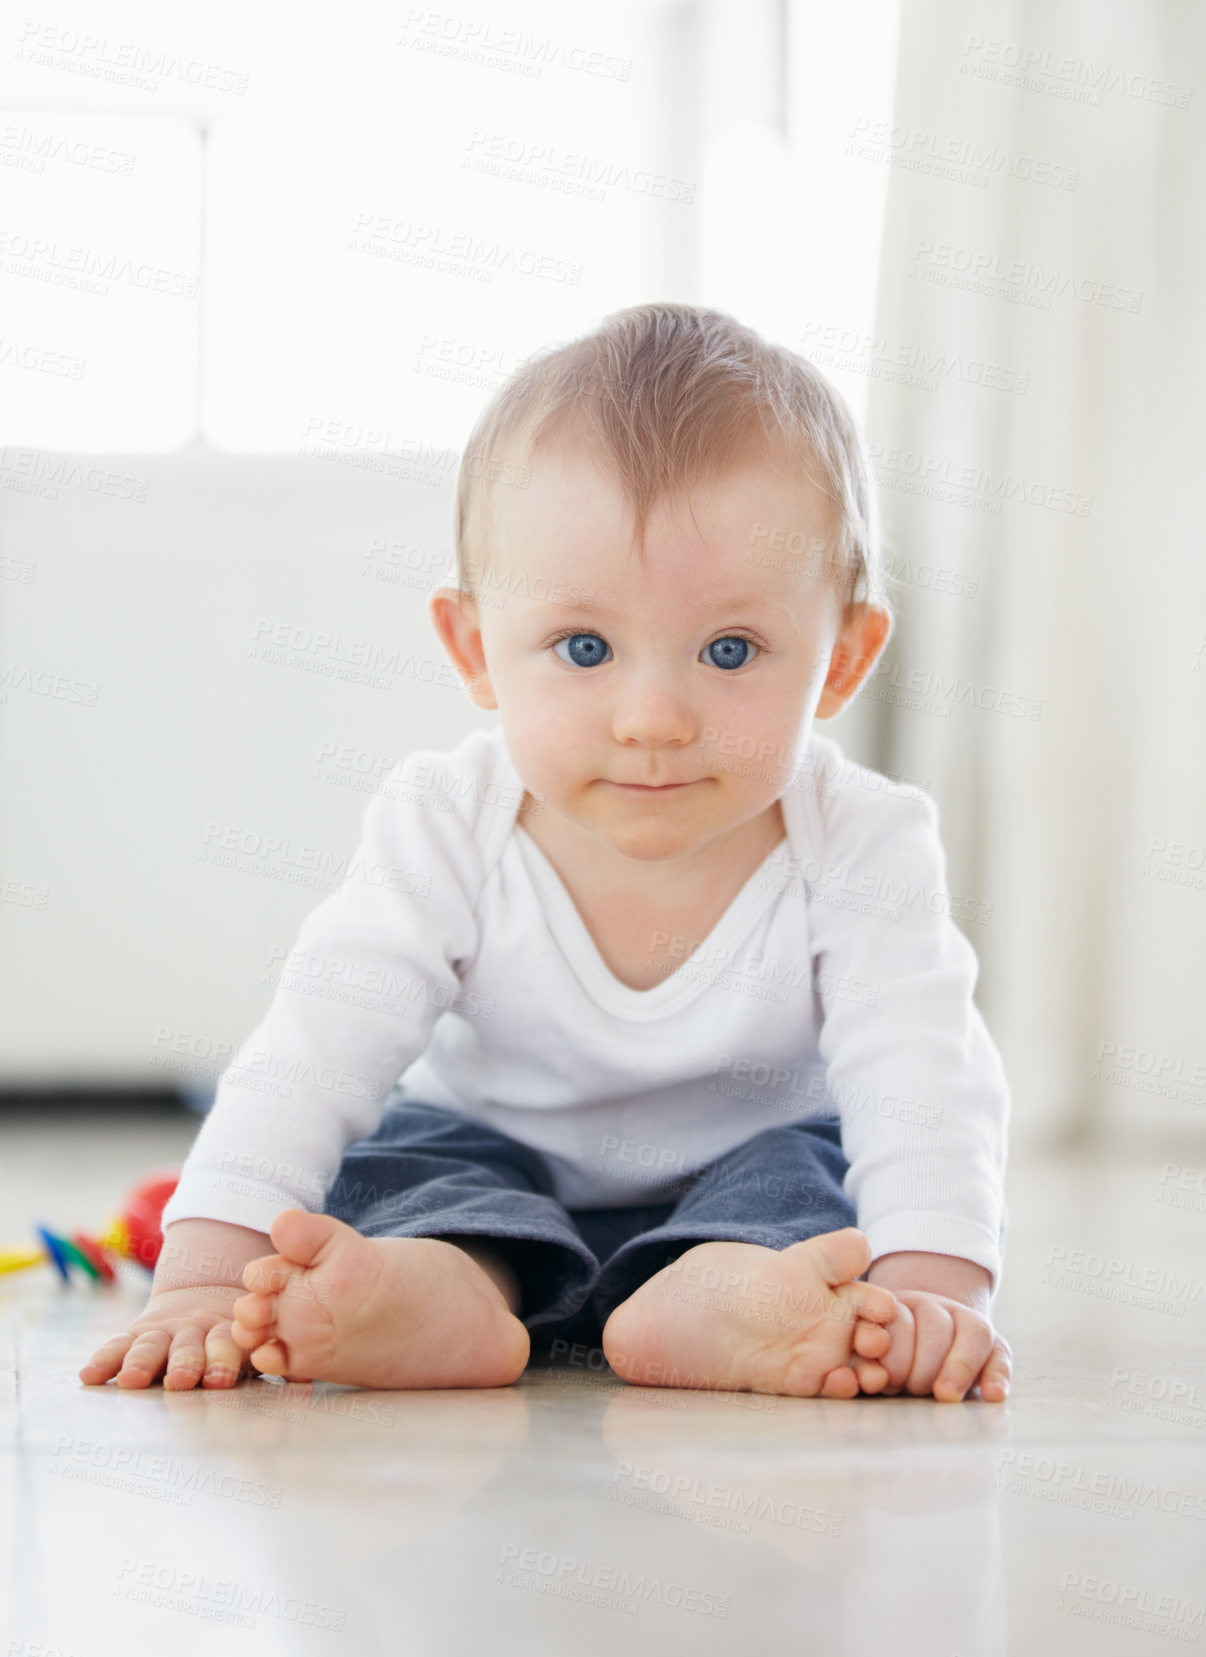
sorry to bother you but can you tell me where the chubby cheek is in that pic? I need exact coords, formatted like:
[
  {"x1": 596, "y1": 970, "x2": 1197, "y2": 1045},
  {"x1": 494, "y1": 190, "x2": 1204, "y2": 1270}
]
[
  {"x1": 499, "y1": 694, "x2": 593, "y2": 801},
  {"x1": 697, "y1": 681, "x2": 808, "y2": 776}
]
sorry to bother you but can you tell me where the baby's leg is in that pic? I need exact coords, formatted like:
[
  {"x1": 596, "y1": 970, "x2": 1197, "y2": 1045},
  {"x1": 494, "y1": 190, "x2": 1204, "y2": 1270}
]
[
  {"x1": 229, "y1": 1096, "x2": 604, "y2": 1388},
  {"x1": 601, "y1": 1228, "x2": 895, "y2": 1398},
  {"x1": 595, "y1": 1117, "x2": 891, "y2": 1397},
  {"x1": 231, "y1": 1210, "x2": 530, "y2": 1388}
]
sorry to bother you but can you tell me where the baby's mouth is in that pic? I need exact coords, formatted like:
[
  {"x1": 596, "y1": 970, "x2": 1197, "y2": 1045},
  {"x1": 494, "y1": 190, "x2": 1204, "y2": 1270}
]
[{"x1": 609, "y1": 780, "x2": 695, "y2": 791}]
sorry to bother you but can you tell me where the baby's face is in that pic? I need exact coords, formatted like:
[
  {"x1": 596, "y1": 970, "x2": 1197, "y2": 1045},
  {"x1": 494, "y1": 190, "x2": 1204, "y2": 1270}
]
[{"x1": 455, "y1": 444, "x2": 850, "y2": 865}]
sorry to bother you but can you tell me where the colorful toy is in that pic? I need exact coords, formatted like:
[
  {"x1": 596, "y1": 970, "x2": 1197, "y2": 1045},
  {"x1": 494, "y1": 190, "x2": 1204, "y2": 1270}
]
[
  {"x1": 1, "y1": 1168, "x2": 181, "y2": 1285},
  {"x1": 35, "y1": 1224, "x2": 74, "y2": 1283},
  {"x1": 71, "y1": 1231, "x2": 116, "y2": 1282},
  {"x1": 0, "y1": 1247, "x2": 45, "y2": 1274}
]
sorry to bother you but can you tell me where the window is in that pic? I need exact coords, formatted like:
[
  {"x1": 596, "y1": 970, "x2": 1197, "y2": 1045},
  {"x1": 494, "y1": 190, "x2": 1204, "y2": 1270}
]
[{"x1": 0, "y1": 111, "x2": 201, "y2": 450}]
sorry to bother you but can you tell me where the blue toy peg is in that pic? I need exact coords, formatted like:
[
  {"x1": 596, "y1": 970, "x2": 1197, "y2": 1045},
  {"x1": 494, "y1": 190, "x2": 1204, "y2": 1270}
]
[{"x1": 35, "y1": 1224, "x2": 72, "y2": 1283}]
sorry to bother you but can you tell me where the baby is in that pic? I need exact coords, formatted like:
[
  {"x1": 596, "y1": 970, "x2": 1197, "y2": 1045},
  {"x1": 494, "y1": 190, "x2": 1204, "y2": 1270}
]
[{"x1": 80, "y1": 303, "x2": 1011, "y2": 1403}]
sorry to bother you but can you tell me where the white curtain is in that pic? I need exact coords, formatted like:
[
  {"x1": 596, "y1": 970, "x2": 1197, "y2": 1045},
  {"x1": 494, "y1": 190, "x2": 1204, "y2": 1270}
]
[{"x1": 848, "y1": 0, "x2": 1206, "y2": 1154}]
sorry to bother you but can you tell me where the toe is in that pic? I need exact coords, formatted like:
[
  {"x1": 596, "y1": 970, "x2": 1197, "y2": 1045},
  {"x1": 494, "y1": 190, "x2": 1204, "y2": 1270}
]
[
  {"x1": 249, "y1": 1338, "x2": 291, "y2": 1376},
  {"x1": 269, "y1": 1208, "x2": 342, "y2": 1267},
  {"x1": 853, "y1": 1359, "x2": 890, "y2": 1394},
  {"x1": 853, "y1": 1320, "x2": 891, "y2": 1359},
  {"x1": 242, "y1": 1254, "x2": 294, "y2": 1295},
  {"x1": 847, "y1": 1281, "x2": 898, "y2": 1323},
  {"x1": 232, "y1": 1289, "x2": 277, "y2": 1329},
  {"x1": 797, "y1": 1227, "x2": 872, "y2": 1288},
  {"x1": 819, "y1": 1365, "x2": 860, "y2": 1399}
]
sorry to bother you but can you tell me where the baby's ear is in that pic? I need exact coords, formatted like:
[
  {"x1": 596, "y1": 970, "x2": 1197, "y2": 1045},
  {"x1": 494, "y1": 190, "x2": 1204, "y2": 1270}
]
[
  {"x1": 817, "y1": 603, "x2": 891, "y2": 717},
  {"x1": 427, "y1": 589, "x2": 498, "y2": 710},
  {"x1": 427, "y1": 582, "x2": 469, "y2": 638},
  {"x1": 842, "y1": 600, "x2": 892, "y2": 676}
]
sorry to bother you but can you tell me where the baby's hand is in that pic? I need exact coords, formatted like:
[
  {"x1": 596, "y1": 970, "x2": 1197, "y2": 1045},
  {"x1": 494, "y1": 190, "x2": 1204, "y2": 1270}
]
[
  {"x1": 851, "y1": 1288, "x2": 1011, "y2": 1402},
  {"x1": 78, "y1": 1284, "x2": 252, "y2": 1390}
]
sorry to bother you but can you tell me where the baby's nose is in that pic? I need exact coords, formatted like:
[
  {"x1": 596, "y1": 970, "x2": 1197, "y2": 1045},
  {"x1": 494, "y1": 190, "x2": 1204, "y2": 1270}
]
[{"x1": 610, "y1": 678, "x2": 697, "y2": 747}]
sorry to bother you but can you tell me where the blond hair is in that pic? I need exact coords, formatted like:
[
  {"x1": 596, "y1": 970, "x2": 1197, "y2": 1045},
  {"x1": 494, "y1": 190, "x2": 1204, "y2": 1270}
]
[{"x1": 452, "y1": 301, "x2": 886, "y2": 614}]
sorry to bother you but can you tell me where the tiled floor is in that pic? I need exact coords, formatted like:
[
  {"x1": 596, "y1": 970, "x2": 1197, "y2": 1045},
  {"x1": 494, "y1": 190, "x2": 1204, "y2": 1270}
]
[{"x1": 3, "y1": 1108, "x2": 1204, "y2": 1654}]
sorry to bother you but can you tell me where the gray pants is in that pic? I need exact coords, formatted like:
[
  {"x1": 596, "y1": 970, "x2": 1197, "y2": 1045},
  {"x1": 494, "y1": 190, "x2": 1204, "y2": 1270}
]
[{"x1": 323, "y1": 1092, "x2": 857, "y2": 1350}]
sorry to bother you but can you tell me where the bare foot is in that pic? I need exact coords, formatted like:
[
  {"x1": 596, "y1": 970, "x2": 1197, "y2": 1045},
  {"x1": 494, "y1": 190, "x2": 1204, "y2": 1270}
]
[
  {"x1": 601, "y1": 1228, "x2": 896, "y2": 1399},
  {"x1": 229, "y1": 1210, "x2": 530, "y2": 1389}
]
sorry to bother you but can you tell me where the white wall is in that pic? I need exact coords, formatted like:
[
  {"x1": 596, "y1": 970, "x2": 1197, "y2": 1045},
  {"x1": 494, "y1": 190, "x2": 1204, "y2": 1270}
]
[{"x1": 0, "y1": 446, "x2": 485, "y2": 1086}]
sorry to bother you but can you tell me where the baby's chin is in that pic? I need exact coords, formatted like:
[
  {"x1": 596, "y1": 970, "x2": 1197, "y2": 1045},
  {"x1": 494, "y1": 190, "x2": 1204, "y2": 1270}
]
[
  {"x1": 598, "y1": 831, "x2": 702, "y2": 865},
  {"x1": 590, "y1": 807, "x2": 746, "y2": 866}
]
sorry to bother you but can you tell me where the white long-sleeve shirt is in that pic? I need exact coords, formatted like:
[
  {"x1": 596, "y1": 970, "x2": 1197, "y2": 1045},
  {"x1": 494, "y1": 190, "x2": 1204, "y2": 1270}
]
[{"x1": 161, "y1": 724, "x2": 1010, "y2": 1287}]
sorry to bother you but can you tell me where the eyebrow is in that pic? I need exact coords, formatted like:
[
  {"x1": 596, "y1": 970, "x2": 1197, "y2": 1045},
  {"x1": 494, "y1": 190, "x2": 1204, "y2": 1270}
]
[{"x1": 527, "y1": 595, "x2": 777, "y2": 620}]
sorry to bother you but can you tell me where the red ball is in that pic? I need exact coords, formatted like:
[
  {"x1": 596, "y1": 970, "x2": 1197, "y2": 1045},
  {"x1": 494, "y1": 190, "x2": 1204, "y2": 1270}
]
[{"x1": 121, "y1": 1170, "x2": 181, "y2": 1268}]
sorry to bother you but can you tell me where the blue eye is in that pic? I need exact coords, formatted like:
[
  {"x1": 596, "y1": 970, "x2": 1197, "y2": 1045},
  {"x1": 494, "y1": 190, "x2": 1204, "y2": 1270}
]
[
  {"x1": 553, "y1": 632, "x2": 611, "y2": 668},
  {"x1": 706, "y1": 635, "x2": 758, "y2": 671},
  {"x1": 550, "y1": 631, "x2": 761, "y2": 670}
]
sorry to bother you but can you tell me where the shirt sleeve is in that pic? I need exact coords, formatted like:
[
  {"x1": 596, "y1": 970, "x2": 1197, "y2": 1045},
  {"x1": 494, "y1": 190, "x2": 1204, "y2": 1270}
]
[
  {"x1": 159, "y1": 749, "x2": 485, "y2": 1237},
  {"x1": 803, "y1": 756, "x2": 1010, "y2": 1292}
]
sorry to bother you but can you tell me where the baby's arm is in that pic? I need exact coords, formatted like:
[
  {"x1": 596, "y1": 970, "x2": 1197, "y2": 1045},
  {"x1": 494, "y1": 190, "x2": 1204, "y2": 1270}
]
[
  {"x1": 802, "y1": 748, "x2": 1011, "y2": 1402},
  {"x1": 81, "y1": 746, "x2": 496, "y2": 1391},
  {"x1": 158, "y1": 744, "x2": 486, "y2": 1246},
  {"x1": 78, "y1": 1217, "x2": 272, "y2": 1390},
  {"x1": 852, "y1": 1251, "x2": 1011, "y2": 1402}
]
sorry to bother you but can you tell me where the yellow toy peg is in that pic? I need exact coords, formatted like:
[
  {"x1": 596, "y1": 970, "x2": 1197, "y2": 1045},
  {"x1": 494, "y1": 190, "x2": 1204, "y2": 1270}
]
[{"x1": 0, "y1": 1248, "x2": 46, "y2": 1274}]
